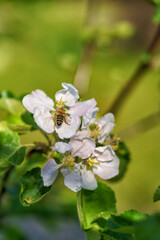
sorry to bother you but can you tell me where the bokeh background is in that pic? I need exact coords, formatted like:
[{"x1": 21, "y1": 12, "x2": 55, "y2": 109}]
[{"x1": 0, "y1": 0, "x2": 160, "y2": 239}]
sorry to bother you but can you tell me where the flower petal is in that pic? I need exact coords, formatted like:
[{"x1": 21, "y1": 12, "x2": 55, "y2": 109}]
[
  {"x1": 96, "y1": 113, "x2": 115, "y2": 128},
  {"x1": 52, "y1": 142, "x2": 72, "y2": 154},
  {"x1": 55, "y1": 83, "x2": 79, "y2": 107},
  {"x1": 22, "y1": 89, "x2": 54, "y2": 113},
  {"x1": 74, "y1": 130, "x2": 90, "y2": 138},
  {"x1": 96, "y1": 113, "x2": 115, "y2": 144},
  {"x1": 92, "y1": 145, "x2": 115, "y2": 162},
  {"x1": 82, "y1": 107, "x2": 99, "y2": 129},
  {"x1": 41, "y1": 159, "x2": 62, "y2": 186},
  {"x1": 68, "y1": 98, "x2": 97, "y2": 117},
  {"x1": 69, "y1": 137, "x2": 95, "y2": 159},
  {"x1": 55, "y1": 114, "x2": 81, "y2": 139},
  {"x1": 33, "y1": 106, "x2": 54, "y2": 133},
  {"x1": 93, "y1": 156, "x2": 119, "y2": 180},
  {"x1": 61, "y1": 167, "x2": 82, "y2": 192},
  {"x1": 81, "y1": 169, "x2": 97, "y2": 190}
]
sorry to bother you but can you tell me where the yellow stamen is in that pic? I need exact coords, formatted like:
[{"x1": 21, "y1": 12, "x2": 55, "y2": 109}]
[
  {"x1": 86, "y1": 158, "x2": 96, "y2": 167},
  {"x1": 56, "y1": 97, "x2": 67, "y2": 108},
  {"x1": 90, "y1": 125, "x2": 101, "y2": 138},
  {"x1": 64, "y1": 157, "x2": 75, "y2": 167}
]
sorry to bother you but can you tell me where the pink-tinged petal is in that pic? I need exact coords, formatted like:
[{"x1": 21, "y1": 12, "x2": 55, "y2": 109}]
[
  {"x1": 55, "y1": 83, "x2": 79, "y2": 107},
  {"x1": 92, "y1": 145, "x2": 115, "y2": 162},
  {"x1": 68, "y1": 98, "x2": 97, "y2": 117},
  {"x1": 61, "y1": 167, "x2": 82, "y2": 192},
  {"x1": 33, "y1": 106, "x2": 54, "y2": 133},
  {"x1": 82, "y1": 107, "x2": 99, "y2": 129},
  {"x1": 22, "y1": 89, "x2": 54, "y2": 113},
  {"x1": 96, "y1": 113, "x2": 115, "y2": 144},
  {"x1": 98, "y1": 122, "x2": 115, "y2": 144},
  {"x1": 52, "y1": 142, "x2": 72, "y2": 154},
  {"x1": 96, "y1": 113, "x2": 115, "y2": 128},
  {"x1": 81, "y1": 169, "x2": 97, "y2": 190},
  {"x1": 41, "y1": 159, "x2": 62, "y2": 186},
  {"x1": 55, "y1": 114, "x2": 81, "y2": 139},
  {"x1": 93, "y1": 156, "x2": 119, "y2": 180},
  {"x1": 69, "y1": 137, "x2": 95, "y2": 159},
  {"x1": 74, "y1": 130, "x2": 90, "y2": 139}
]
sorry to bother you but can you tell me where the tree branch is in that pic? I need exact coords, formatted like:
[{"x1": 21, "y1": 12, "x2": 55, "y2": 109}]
[
  {"x1": 105, "y1": 24, "x2": 160, "y2": 115},
  {"x1": 118, "y1": 111, "x2": 160, "y2": 140}
]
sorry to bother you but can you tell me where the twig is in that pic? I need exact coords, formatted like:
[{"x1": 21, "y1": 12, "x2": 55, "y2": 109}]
[
  {"x1": 40, "y1": 130, "x2": 52, "y2": 146},
  {"x1": 118, "y1": 111, "x2": 160, "y2": 140},
  {"x1": 105, "y1": 24, "x2": 160, "y2": 115}
]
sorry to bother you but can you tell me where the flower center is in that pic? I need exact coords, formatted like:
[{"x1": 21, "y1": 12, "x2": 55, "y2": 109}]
[
  {"x1": 106, "y1": 135, "x2": 120, "y2": 151},
  {"x1": 90, "y1": 125, "x2": 101, "y2": 138},
  {"x1": 86, "y1": 158, "x2": 96, "y2": 167},
  {"x1": 56, "y1": 98, "x2": 67, "y2": 109},
  {"x1": 64, "y1": 157, "x2": 75, "y2": 167}
]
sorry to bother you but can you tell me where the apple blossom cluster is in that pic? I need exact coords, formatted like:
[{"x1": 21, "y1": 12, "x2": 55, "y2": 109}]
[{"x1": 22, "y1": 83, "x2": 120, "y2": 192}]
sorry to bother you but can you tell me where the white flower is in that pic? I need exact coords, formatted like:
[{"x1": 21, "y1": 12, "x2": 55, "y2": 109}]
[
  {"x1": 41, "y1": 131, "x2": 119, "y2": 192},
  {"x1": 82, "y1": 109, "x2": 115, "y2": 144},
  {"x1": 96, "y1": 113, "x2": 115, "y2": 144},
  {"x1": 22, "y1": 83, "x2": 97, "y2": 139}
]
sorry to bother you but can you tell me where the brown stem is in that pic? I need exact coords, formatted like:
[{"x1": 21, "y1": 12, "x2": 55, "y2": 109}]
[
  {"x1": 105, "y1": 24, "x2": 160, "y2": 115},
  {"x1": 118, "y1": 111, "x2": 160, "y2": 140}
]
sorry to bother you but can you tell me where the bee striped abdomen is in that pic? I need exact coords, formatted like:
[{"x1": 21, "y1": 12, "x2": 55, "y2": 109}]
[{"x1": 56, "y1": 114, "x2": 64, "y2": 127}]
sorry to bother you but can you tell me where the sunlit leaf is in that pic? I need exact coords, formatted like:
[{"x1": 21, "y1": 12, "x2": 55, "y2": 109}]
[
  {"x1": 20, "y1": 167, "x2": 51, "y2": 206},
  {"x1": 0, "y1": 90, "x2": 15, "y2": 99},
  {"x1": 0, "y1": 98, "x2": 25, "y2": 115},
  {"x1": 77, "y1": 181, "x2": 116, "y2": 230},
  {"x1": 0, "y1": 130, "x2": 26, "y2": 177}
]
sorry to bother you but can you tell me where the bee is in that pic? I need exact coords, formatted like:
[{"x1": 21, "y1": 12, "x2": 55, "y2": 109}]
[{"x1": 54, "y1": 108, "x2": 70, "y2": 128}]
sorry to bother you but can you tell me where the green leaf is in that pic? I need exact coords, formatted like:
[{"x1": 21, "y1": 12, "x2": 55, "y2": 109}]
[
  {"x1": 20, "y1": 167, "x2": 51, "y2": 206},
  {"x1": 92, "y1": 210, "x2": 148, "y2": 240},
  {"x1": 0, "y1": 130, "x2": 26, "y2": 177},
  {"x1": 0, "y1": 90, "x2": 15, "y2": 99},
  {"x1": 135, "y1": 214, "x2": 160, "y2": 240},
  {"x1": 7, "y1": 124, "x2": 33, "y2": 135},
  {"x1": 21, "y1": 111, "x2": 38, "y2": 129},
  {"x1": 109, "y1": 141, "x2": 130, "y2": 182},
  {"x1": 153, "y1": 186, "x2": 160, "y2": 202},
  {"x1": 0, "y1": 98, "x2": 25, "y2": 115},
  {"x1": 86, "y1": 228, "x2": 101, "y2": 240},
  {"x1": 77, "y1": 181, "x2": 116, "y2": 230},
  {"x1": 153, "y1": 5, "x2": 160, "y2": 23}
]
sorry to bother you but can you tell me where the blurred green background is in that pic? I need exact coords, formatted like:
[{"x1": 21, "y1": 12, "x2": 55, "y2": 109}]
[{"x1": 0, "y1": 0, "x2": 160, "y2": 239}]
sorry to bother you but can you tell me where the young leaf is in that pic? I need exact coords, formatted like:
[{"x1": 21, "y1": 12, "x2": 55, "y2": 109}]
[
  {"x1": 77, "y1": 181, "x2": 116, "y2": 230},
  {"x1": 91, "y1": 210, "x2": 148, "y2": 240},
  {"x1": 0, "y1": 130, "x2": 26, "y2": 178},
  {"x1": 20, "y1": 167, "x2": 51, "y2": 206},
  {"x1": 0, "y1": 130, "x2": 26, "y2": 166},
  {"x1": 21, "y1": 111, "x2": 38, "y2": 129},
  {"x1": 153, "y1": 186, "x2": 160, "y2": 202},
  {"x1": 86, "y1": 228, "x2": 101, "y2": 240},
  {"x1": 0, "y1": 98, "x2": 25, "y2": 115}
]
